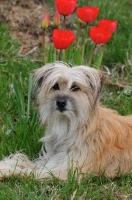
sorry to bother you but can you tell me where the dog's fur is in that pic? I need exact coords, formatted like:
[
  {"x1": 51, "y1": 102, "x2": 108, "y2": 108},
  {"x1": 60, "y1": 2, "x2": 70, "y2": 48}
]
[{"x1": 0, "y1": 62, "x2": 132, "y2": 181}]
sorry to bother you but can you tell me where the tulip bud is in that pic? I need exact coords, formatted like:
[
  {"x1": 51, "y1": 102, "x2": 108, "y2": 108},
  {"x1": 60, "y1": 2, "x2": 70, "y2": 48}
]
[
  {"x1": 53, "y1": 11, "x2": 60, "y2": 27},
  {"x1": 41, "y1": 13, "x2": 49, "y2": 30}
]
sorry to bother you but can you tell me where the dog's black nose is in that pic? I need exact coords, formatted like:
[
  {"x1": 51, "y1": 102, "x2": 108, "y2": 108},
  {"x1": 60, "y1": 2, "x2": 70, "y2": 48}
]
[{"x1": 56, "y1": 98, "x2": 67, "y2": 112}]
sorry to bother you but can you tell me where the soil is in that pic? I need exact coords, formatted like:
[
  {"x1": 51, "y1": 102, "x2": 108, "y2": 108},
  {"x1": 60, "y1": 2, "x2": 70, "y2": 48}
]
[{"x1": 0, "y1": 0, "x2": 54, "y2": 59}]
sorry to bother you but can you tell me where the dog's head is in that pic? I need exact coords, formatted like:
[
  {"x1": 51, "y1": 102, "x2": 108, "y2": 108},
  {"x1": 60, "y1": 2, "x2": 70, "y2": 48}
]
[{"x1": 34, "y1": 62, "x2": 103, "y2": 125}]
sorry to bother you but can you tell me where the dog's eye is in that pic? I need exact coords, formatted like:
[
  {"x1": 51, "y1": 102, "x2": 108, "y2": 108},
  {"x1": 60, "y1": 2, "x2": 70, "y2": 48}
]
[
  {"x1": 71, "y1": 85, "x2": 80, "y2": 92},
  {"x1": 52, "y1": 83, "x2": 60, "y2": 90}
]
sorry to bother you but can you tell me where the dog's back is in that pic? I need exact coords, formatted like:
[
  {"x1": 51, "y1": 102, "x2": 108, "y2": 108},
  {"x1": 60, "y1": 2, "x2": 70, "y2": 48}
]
[{"x1": 87, "y1": 106, "x2": 132, "y2": 177}]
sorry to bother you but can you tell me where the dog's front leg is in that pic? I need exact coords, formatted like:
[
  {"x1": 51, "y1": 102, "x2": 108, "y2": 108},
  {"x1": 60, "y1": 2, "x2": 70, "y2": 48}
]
[
  {"x1": 0, "y1": 153, "x2": 36, "y2": 180},
  {"x1": 34, "y1": 153, "x2": 71, "y2": 181},
  {"x1": 0, "y1": 153, "x2": 71, "y2": 181}
]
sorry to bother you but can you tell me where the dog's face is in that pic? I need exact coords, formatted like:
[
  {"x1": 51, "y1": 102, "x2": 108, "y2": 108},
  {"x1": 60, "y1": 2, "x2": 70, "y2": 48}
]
[{"x1": 35, "y1": 62, "x2": 103, "y2": 125}]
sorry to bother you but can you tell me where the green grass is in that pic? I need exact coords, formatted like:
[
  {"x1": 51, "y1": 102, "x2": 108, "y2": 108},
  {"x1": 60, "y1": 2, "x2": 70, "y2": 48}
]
[
  {"x1": 0, "y1": 25, "x2": 43, "y2": 160},
  {"x1": 0, "y1": 0, "x2": 132, "y2": 198}
]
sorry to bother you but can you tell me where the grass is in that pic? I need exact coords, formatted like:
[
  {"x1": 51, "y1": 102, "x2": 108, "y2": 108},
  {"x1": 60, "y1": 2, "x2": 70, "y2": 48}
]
[
  {"x1": 0, "y1": 25, "x2": 43, "y2": 160},
  {"x1": 0, "y1": 0, "x2": 132, "y2": 199}
]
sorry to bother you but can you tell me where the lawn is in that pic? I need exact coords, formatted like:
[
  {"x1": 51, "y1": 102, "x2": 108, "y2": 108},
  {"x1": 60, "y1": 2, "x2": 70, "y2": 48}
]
[{"x1": 0, "y1": 0, "x2": 132, "y2": 199}]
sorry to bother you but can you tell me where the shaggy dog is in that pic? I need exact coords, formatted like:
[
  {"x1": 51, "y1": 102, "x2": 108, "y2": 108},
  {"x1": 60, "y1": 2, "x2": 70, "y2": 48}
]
[{"x1": 0, "y1": 62, "x2": 132, "y2": 181}]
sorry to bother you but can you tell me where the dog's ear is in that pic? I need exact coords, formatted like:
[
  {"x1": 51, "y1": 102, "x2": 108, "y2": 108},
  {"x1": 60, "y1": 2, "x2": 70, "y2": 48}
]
[
  {"x1": 93, "y1": 70, "x2": 104, "y2": 107},
  {"x1": 98, "y1": 70, "x2": 105, "y2": 87},
  {"x1": 36, "y1": 76, "x2": 44, "y2": 88},
  {"x1": 79, "y1": 66, "x2": 104, "y2": 107},
  {"x1": 81, "y1": 67, "x2": 104, "y2": 90},
  {"x1": 34, "y1": 68, "x2": 44, "y2": 88},
  {"x1": 98, "y1": 70, "x2": 104, "y2": 90},
  {"x1": 34, "y1": 63, "x2": 55, "y2": 88}
]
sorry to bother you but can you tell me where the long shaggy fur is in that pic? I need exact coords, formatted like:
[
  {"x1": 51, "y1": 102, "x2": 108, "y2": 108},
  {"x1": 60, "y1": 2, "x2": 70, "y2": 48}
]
[{"x1": 0, "y1": 62, "x2": 132, "y2": 181}]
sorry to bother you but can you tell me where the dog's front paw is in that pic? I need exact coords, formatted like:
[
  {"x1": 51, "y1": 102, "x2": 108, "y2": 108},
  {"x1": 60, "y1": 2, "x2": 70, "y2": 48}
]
[{"x1": 0, "y1": 160, "x2": 16, "y2": 179}]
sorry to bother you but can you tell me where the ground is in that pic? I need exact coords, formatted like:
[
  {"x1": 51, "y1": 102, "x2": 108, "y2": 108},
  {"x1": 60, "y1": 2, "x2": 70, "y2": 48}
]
[{"x1": 0, "y1": 0, "x2": 52, "y2": 58}]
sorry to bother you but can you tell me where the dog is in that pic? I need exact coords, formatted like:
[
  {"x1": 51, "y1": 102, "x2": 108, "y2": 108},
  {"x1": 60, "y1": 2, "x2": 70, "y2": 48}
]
[{"x1": 0, "y1": 61, "x2": 132, "y2": 181}]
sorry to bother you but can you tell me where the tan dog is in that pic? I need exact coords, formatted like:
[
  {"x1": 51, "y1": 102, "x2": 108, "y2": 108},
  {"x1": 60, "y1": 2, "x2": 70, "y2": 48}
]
[{"x1": 0, "y1": 62, "x2": 132, "y2": 181}]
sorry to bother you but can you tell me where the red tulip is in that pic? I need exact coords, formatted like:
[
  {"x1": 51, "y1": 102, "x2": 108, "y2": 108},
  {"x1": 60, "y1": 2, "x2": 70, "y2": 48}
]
[
  {"x1": 90, "y1": 26, "x2": 112, "y2": 44},
  {"x1": 55, "y1": 0, "x2": 77, "y2": 16},
  {"x1": 77, "y1": 6, "x2": 99, "y2": 23},
  {"x1": 52, "y1": 29, "x2": 75, "y2": 49},
  {"x1": 98, "y1": 19, "x2": 118, "y2": 34}
]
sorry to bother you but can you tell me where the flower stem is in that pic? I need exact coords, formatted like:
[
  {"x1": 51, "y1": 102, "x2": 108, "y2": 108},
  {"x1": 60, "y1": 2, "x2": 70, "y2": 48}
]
[
  {"x1": 64, "y1": 50, "x2": 66, "y2": 61},
  {"x1": 88, "y1": 43, "x2": 97, "y2": 67},
  {"x1": 96, "y1": 44, "x2": 105, "y2": 69},
  {"x1": 59, "y1": 49, "x2": 62, "y2": 60},
  {"x1": 76, "y1": 23, "x2": 81, "y2": 48},
  {"x1": 43, "y1": 30, "x2": 46, "y2": 64},
  {"x1": 81, "y1": 23, "x2": 88, "y2": 64},
  {"x1": 54, "y1": 47, "x2": 56, "y2": 61},
  {"x1": 63, "y1": 16, "x2": 66, "y2": 60},
  {"x1": 64, "y1": 16, "x2": 66, "y2": 30}
]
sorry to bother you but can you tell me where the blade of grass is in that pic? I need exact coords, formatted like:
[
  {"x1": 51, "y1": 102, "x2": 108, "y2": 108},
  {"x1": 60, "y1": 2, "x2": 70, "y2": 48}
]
[
  {"x1": 0, "y1": 100, "x2": 15, "y2": 131},
  {"x1": 27, "y1": 73, "x2": 33, "y2": 122}
]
